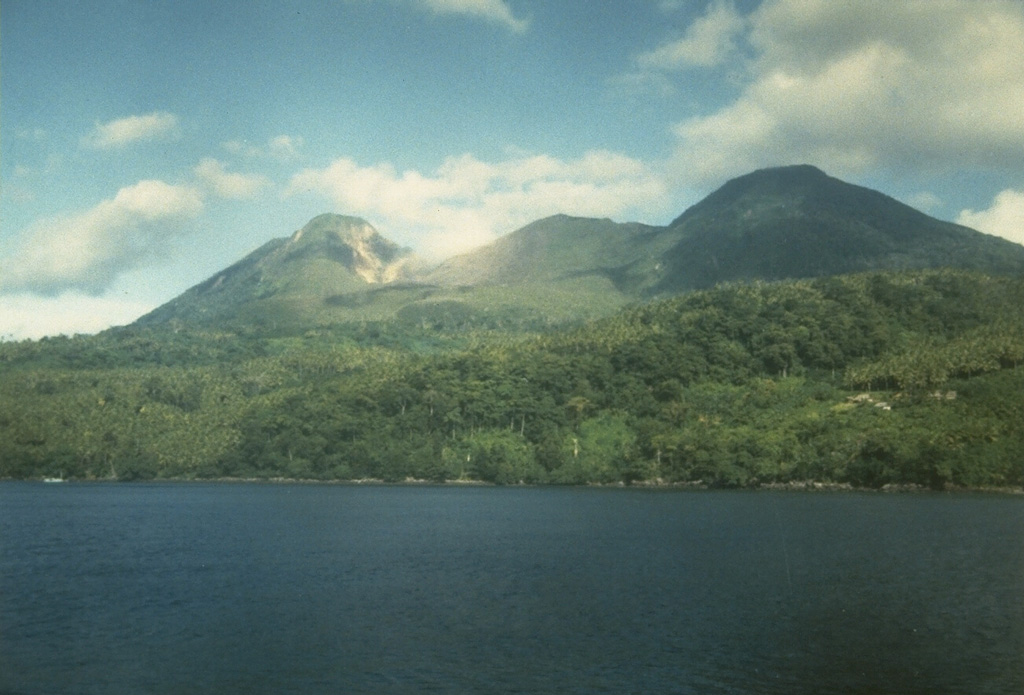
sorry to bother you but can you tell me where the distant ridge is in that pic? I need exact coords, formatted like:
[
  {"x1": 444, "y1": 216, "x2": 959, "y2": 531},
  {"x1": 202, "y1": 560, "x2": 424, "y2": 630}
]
[
  {"x1": 425, "y1": 214, "x2": 659, "y2": 288},
  {"x1": 134, "y1": 166, "x2": 1024, "y2": 333}
]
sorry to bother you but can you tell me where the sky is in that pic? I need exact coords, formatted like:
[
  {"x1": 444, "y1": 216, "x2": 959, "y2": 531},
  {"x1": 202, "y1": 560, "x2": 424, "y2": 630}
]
[{"x1": 3, "y1": 0, "x2": 1024, "y2": 340}]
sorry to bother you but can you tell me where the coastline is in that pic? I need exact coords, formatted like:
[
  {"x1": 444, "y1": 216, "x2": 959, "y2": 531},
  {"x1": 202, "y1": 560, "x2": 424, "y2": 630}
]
[{"x1": 9, "y1": 475, "x2": 1022, "y2": 494}]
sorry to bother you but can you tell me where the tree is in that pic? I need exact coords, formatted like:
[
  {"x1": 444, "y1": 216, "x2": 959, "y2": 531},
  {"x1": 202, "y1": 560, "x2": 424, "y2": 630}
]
[{"x1": 461, "y1": 429, "x2": 543, "y2": 484}]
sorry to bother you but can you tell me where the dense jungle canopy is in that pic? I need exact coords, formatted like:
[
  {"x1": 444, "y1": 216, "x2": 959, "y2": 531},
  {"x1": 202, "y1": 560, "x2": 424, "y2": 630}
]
[{"x1": 2, "y1": 269, "x2": 1022, "y2": 490}]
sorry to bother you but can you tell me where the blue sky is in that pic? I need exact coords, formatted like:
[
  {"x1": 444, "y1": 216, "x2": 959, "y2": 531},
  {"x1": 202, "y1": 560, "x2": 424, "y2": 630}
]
[{"x1": 3, "y1": 0, "x2": 1024, "y2": 339}]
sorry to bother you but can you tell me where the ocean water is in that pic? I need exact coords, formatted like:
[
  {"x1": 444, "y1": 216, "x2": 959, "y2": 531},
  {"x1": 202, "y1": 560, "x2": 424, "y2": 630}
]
[{"x1": 1, "y1": 483, "x2": 1021, "y2": 695}]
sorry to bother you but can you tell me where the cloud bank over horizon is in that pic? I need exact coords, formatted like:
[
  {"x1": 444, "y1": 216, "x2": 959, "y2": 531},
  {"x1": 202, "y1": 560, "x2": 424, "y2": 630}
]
[
  {"x1": 286, "y1": 150, "x2": 671, "y2": 259},
  {"x1": 1, "y1": 180, "x2": 203, "y2": 296},
  {"x1": 0, "y1": 293, "x2": 156, "y2": 341}
]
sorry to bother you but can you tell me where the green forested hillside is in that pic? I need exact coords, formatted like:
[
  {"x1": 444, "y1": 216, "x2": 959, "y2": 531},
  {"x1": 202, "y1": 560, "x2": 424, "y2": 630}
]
[
  {"x1": 653, "y1": 165, "x2": 1024, "y2": 292},
  {"x1": 2, "y1": 269, "x2": 1023, "y2": 489}
]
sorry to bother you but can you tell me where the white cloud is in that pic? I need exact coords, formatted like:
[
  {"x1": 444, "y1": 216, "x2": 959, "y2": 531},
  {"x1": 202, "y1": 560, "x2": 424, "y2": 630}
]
[
  {"x1": 638, "y1": 0, "x2": 745, "y2": 70},
  {"x1": 412, "y1": 0, "x2": 528, "y2": 32},
  {"x1": 286, "y1": 150, "x2": 671, "y2": 259},
  {"x1": 268, "y1": 135, "x2": 304, "y2": 160},
  {"x1": 222, "y1": 140, "x2": 256, "y2": 157},
  {"x1": 656, "y1": 0, "x2": 1024, "y2": 189},
  {"x1": 222, "y1": 134, "x2": 304, "y2": 161},
  {"x1": 195, "y1": 158, "x2": 271, "y2": 199},
  {"x1": 0, "y1": 180, "x2": 203, "y2": 295},
  {"x1": 958, "y1": 190, "x2": 1024, "y2": 245},
  {"x1": 0, "y1": 292, "x2": 155, "y2": 341},
  {"x1": 82, "y1": 111, "x2": 180, "y2": 149},
  {"x1": 904, "y1": 191, "x2": 943, "y2": 213}
]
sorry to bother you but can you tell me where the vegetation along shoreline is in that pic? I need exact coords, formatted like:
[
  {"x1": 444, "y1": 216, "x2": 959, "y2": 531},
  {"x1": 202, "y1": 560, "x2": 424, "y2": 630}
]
[
  {"x1": 11, "y1": 476, "x2": 1023, "y2": 495},
  {"x1": 4, "y1": 168, "x2": 1023, "y2": 492}
]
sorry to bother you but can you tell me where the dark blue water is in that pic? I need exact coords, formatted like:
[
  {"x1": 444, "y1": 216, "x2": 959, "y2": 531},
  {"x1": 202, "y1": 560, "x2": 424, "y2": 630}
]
[{"x1": 1, "y1": 484, "x2": 1021, "y2": 694}]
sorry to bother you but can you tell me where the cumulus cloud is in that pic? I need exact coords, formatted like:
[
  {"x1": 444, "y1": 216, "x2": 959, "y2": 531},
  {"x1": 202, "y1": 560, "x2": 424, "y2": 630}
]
[
  {"x1": 222, "y1": 134, "x2": 304, "y2": 161},
  {"x1": 0, "y1": 293, "x2": 155, "y2": 341},
  {"x1": 194, "y1": 158, "x2": 271, "y2": 199},
  {"x1": 268, "y1": 135, "x2": 304, "y2": 160},
  {"x1": 0, "y1": 180, "x2": 203, "y2": 295},
  {"x1": 286, "y1": 150, "x2": 670, "y2": 258},
  {"x1": 653, "y1": 0, "x2": 1024, "y2": 189},
  {"x1": 82, "y1": 111, "x2": 180, "y2": 149},
  {"x1": 411, "y1": 0, "x2": 528, "y2": 32},
  {"x1": 222, "y1": 140, "x2": 256, "y2": 157},
  {"x1": 638, "y1": 0, "x2": 745, "y2": 70},
  {"x1": 958, "y1": 190, "x2": 1024, "y2": 245}
]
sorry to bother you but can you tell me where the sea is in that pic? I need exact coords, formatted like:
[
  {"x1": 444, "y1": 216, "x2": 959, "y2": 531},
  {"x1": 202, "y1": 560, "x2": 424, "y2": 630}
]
[{"x1": 1, "y1": 482, "x2": 1021, "y2": 695}]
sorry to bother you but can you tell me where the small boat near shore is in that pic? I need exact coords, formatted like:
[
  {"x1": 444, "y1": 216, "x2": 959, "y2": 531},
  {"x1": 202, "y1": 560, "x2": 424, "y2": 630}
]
[{"x1": 42, "y1": 475, "x2": 66, "y2": 483}]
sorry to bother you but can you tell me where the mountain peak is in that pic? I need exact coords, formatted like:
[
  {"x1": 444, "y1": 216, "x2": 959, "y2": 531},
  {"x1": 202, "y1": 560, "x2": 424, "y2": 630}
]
[
  {"x1": 656, "y1": 164, "x2": 1024, "y2": 292},
  {"x1": 669, "y1": 164, "x2": 835, "y2": 227},
  {"x1": 133, "y1": 213, "x2": 421, "y2": 330},
  {"x1": 286, "y1": 213, "x2": 411, "y2": 284},
  {"x1": 290, "y1": 213, "x2": 374, "y2": 243},
  {"x1": 750, "y1": 163, "x2": 827, "y2": 179}
]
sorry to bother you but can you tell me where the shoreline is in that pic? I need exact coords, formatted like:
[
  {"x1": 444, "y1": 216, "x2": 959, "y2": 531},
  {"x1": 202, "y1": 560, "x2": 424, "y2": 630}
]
[{"x1": 8, "y1": 475, "x2": 1022, "y2": 495}]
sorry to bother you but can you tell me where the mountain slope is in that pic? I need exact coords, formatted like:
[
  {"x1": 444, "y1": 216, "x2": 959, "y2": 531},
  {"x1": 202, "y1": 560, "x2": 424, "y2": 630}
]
[
  {"x1": 426, "y1": 214, "x2": 660, "y2": 289},
  {"x1": 134, "y1": 166, "x2": 1024, "y2": 334},
  {"x1": 649, "y1": 165, "x2": 1024, "y2": 292},
  {"x1": 135, "y1": 214, "x2": 420, "y2": 330},
  {"x1": 420, "y1": 165, "x2": 1024, "y2": 299}
]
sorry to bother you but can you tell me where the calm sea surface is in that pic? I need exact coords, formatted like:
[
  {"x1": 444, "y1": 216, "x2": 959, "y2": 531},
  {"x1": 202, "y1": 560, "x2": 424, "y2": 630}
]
[{"x1": 1, "y1": 483, "x2": 1021, "y2": 695}]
